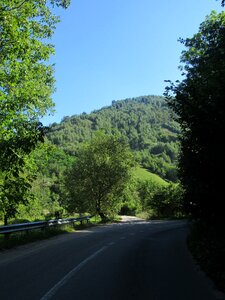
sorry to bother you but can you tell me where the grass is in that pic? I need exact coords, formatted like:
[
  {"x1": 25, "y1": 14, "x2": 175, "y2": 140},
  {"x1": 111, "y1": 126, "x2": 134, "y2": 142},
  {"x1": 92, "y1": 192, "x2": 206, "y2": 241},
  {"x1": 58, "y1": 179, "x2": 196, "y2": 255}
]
[
  {"x1": 0, "y1": 220, "x2": 90, "y2": 250},
  {"x1": 0, "y1": 226, "x2": 70, "y2": 250},
  {"x1": 0, "y1": 215, "x2": 120, "y2": 250},
  {"x1": 134, "y1": 166, "x2": 168, "y2": 186},
  {"x1": 136, "y1": 211, "x2": 150, "y2": 220}
]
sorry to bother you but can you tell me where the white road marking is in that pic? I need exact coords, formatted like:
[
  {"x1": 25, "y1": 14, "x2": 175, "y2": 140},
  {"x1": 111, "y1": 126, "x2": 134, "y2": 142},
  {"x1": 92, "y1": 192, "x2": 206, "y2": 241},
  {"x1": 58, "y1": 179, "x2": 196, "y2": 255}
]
[
  {"x1": 108, "y1": 242, "x2": 115, "y2": 246},
  {"x1": 40, "y1": 246, "x2": 107, "y2": 300}
]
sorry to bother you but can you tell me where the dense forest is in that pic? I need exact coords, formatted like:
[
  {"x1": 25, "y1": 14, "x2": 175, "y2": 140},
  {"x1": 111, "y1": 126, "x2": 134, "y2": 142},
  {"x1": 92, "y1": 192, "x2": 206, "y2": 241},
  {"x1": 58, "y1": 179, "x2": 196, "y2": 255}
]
[
  {"x1": 47, "y1": 95, "x2": 180, "y2": 182},
  {"x1": 0, "y1": 95, "x2": 182, "y2": 224},
  {"x1": 165, "y1": 10, "x2": 225, "y2": 291}
]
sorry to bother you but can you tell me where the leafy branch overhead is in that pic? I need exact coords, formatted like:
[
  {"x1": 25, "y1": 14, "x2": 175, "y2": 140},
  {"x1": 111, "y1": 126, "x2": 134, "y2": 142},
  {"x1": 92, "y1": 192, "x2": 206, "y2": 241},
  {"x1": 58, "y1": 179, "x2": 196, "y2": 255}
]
[{"x1": 0, "y1": 0, "x2": 70, "y2": 224}]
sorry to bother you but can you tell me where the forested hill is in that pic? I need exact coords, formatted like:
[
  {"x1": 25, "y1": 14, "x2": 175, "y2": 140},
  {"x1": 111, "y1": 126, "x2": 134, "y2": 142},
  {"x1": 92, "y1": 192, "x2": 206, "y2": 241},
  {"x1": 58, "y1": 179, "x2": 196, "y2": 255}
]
[{"x1": 47, "y1": 95, "x2": 180, "y2": 181}]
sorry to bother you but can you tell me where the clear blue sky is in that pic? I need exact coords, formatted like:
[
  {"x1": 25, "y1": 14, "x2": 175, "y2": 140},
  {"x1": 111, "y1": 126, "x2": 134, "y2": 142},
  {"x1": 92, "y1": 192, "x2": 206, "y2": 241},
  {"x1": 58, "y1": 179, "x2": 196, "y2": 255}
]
[{"x1": 42, "y1": 0, "x2": 223, "y2": 125}]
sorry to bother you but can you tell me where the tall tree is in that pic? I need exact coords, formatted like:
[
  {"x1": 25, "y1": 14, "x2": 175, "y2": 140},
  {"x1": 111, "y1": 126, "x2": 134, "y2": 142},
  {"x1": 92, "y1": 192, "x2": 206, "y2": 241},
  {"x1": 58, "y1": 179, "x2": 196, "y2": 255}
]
[
  {"x1": 0, "y1": 0, "x2": 70, "y2": 224},
  {"x1": 0, "y1": 0, "x2": 69, "y2": 138},
  {"x1": 165, "y1": 11, "x2": 225, "y2": 223},
  {"x1": 64, "y1": 133, "x2": 136, "y2": 221}
]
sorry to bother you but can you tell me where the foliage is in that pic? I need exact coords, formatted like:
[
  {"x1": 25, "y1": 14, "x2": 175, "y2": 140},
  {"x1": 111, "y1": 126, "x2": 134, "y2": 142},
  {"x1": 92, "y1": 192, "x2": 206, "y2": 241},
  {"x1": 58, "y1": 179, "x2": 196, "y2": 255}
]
[
  {"x1": 134, "y1": 166, "x2": 168, "y2": 186},
  {"x1": 0, "y1": 0, "x2": 69, "y2": 224},
  {"x1": 63, "y1": 133, "x2": 136, "y2": 220},
  {"x1": 0, "y1": 0, "x2": 68, "y2": 138},
  {"x1": 136, "y1": 173, "x2": 184, "y2": 218},
  {"x1": 47, "y1": 96, "x2": 180, "y2": 181},
  {"x1": 165, "y1": 11, "x2": 225, "y2": 223},
  {"x1": 119, "y1": 178, "x2": 142, "y2": 216},
  {"x1": 29, "y1": 142, "x2": 74, "y2": 218},
  {"x1": 137, "y1": 179, "x2": 162, "y2": 213},
  {"x1": 0, "y1": 167, "x2": 34, "y2": 225},
  {"x1": 147, "y1": 183, "x2": 184, "y2": 218},
  {"x1": 0, "y1": 122, "x2": 46, "y2": 223}
]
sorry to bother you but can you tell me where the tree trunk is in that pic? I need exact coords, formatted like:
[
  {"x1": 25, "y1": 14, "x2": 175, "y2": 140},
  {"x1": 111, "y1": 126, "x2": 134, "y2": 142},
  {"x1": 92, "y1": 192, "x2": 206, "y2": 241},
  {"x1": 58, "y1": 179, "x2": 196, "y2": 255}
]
[
  {"x1": 99, "y1": 211, "x2": 107, "y2": 222},
  {"x1": 4, "y1": 214, "x2": 8, "y2": 226},
  {"x1": 96, "y1": 198, "x2": 107, "y2": 222}
]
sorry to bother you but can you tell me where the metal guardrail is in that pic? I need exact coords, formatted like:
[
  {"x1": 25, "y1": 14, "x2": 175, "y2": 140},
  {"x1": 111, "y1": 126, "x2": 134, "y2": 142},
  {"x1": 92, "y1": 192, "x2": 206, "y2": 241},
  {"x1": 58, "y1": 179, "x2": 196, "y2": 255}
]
[{"x1": 0, "y1": 216, "x2": 92, "y2": 235}]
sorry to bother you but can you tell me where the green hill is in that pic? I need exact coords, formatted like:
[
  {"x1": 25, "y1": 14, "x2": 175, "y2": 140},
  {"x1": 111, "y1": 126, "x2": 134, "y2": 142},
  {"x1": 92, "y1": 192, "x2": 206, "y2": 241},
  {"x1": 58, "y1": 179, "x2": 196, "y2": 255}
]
[
  {"x1": 134, "y1": 167, "x2": 168, "y2": 186},
  {"x1": 47, "y1": 95, "x2": 180, "y2": 181}
]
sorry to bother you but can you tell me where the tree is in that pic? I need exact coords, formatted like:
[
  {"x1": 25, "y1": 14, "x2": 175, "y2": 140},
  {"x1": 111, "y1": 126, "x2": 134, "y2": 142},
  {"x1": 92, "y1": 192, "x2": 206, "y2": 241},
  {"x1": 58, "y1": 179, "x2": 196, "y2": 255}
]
[
  {"x1": 64, "y1": 133, "x2": 136, "y2": 221},
  {"x1": 147, "y1": 183, "x2": 184, "y2": 218},
  {"x1": 0, "y1": 0, "x2": 70, "y2": 224},
  {"x1": 165, "y1": 11, "x2": 225, "y2": 223},
  {"x1": 0, "y1": 166, "x2": 35, "y2": 225},
  {"x1": 0, "y1": 0, "x2": 69, "y2": 139}
]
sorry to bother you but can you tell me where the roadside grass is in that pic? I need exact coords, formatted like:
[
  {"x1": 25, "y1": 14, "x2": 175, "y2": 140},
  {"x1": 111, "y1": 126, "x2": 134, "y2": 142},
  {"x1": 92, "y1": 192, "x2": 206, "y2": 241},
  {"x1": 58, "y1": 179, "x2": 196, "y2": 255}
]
[
  {"x1": 0, "y1": 221, "x2": 89, "y2": 250},
  {"x1": 187, "y1": 221, "x2": 225, "y2": 294},
  {"x1": 0, "y1": 215, "x2": 120, "y2": 250},
  {"x1": 148, "y1": 213, "x2": 187, "y2": 221},
  {"x1": 136, "y1": 209, "x2": 186, "y2": 221},
  {"x1": 0, "y1": 225, "x2": 71, "y2": 250},
  {"x1": 136, "y1": 211, "x2": 150, "y2": 220}
]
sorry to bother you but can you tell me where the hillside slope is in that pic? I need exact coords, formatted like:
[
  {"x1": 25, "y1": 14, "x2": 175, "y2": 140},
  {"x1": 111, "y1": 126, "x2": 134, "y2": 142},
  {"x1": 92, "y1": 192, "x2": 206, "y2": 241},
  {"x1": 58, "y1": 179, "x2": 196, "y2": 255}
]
[
  {"x1": 134, "y1": 166, "x2": 168, "y2": 186},
  {"x1": 47, "y1": 95, "x2": 180, "y2": 181}
]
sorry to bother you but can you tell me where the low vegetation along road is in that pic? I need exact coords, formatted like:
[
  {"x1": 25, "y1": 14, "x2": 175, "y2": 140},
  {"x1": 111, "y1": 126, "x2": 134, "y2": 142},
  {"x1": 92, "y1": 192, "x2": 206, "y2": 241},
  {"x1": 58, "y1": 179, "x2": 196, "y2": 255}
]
[{"x1": 0, "y1": 218, "x2": 223, "y2": 300}]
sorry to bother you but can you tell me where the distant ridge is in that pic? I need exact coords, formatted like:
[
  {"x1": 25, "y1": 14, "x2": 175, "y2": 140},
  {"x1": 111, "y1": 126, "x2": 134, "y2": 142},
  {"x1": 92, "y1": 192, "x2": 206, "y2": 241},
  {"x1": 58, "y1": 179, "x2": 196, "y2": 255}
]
[{"x1": 47, "y1": 95, "x2": 180, "y2": 182}]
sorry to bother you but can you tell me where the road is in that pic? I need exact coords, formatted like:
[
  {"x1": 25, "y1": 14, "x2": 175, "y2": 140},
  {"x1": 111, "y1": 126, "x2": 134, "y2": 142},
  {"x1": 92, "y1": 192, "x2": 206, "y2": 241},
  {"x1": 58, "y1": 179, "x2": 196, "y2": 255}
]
[{"x1": 0, "y1": 218, "x2": 223, "y2": 300}]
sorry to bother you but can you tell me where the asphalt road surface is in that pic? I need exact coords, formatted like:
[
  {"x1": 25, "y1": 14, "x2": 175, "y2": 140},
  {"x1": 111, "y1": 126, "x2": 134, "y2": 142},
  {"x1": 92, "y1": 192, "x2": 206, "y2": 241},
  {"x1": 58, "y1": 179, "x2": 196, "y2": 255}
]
[{"x1": 0, "y1": 218, "x2": 224, "y2": 300}]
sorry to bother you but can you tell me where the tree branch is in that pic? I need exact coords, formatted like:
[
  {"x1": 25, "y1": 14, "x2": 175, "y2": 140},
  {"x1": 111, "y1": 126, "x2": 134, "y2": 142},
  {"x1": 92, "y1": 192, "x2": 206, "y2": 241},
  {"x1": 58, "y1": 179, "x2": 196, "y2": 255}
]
[{"x1": 3, "y1": 0, "x2": 28, "y2": 12}]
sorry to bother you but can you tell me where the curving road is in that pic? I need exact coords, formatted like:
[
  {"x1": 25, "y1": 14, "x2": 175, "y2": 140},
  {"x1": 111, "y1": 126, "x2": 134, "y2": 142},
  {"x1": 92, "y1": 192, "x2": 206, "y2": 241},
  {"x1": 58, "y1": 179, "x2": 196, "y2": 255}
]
[{"x1": 0, "y1": 218, "x2": 223, "y2": 300}]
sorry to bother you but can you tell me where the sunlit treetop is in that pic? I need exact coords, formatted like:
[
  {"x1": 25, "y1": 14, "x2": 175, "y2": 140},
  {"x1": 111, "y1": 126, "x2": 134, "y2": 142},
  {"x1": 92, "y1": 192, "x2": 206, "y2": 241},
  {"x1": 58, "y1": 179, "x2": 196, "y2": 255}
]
[{"x1": 0, "y1": 0, "x2": 70, "y2": 138}]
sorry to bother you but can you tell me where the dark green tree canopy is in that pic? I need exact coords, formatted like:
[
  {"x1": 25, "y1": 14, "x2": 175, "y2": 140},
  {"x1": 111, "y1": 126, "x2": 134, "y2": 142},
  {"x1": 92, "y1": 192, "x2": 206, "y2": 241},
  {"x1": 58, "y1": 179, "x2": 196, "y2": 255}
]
[{"x1": 165, "y1": 11, "x2": 225, "y2": 222}]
